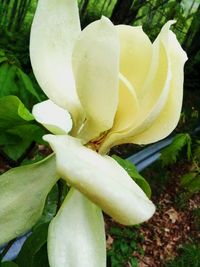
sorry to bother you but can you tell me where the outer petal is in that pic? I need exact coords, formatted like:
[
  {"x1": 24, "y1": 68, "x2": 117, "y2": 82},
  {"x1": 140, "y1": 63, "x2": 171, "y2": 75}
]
[
  {"x1": 44, "y1": 135, "x2": 155, "y2": 225},
  {"x1": 116, "y1": 25, "x2": 152, "y2": 96},
  {"x1": 48, "y1": 188, "x2": 106, "y2": 267},
  {"x1": 99, "y1": 21, "x2": 176, "y2": 153},
  {"x1": 0, "y1": 155, "x2": 58, "y2": 246},
  {"x1": 72, "y1": 17, "x2": 120, "y2": 142},
  {"x1": 32, "y1": 100, "x2": 72, "y2": 135},
  {"x1": 30, "y1": 0, "x2": 83, "y2": 128},
  {"x1": 130, "y1": 28, "x2": 188, "y2": 144}
]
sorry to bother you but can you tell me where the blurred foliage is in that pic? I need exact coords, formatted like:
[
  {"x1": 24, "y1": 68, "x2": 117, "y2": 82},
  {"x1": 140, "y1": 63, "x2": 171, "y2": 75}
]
[
  {"x1": 0, "y1": 0, "x2": 200, "y2": 75},
  {"x1": 107, "y1": 226, "x2": 142, "y2": 267},
  {"x1": 160, "y1": 133, "x2": 192, "y2": 166},
  {"x1": 165, "y1": 242, "x2": 200, "y2": 267}
]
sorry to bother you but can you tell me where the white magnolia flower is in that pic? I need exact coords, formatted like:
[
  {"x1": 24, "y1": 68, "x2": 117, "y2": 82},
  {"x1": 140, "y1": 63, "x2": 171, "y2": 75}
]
[{"x1": 30, "y1": 0, "x2": 187, "y2": 266}]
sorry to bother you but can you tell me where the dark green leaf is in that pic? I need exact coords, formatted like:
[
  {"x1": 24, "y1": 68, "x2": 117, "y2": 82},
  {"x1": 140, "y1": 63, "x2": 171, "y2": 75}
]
[
  {"x1": 34, "y1": 184, "x2": 58, "y2": 229},
  {"x1": 0, "y1": 96, "x2": 34, "y2": 130},
  {"x1": 180, "y1": 172, "x2": 200, "y2": 193},
  {"x1": 0, "y1": 62, "x2": 41, "y2": 108},
  {"x1": 0, "y1": 49, "x2": 8, "y2": 64},
  {"x1": 16, "y1": 223, "x2": 49, "y2": 267},
  {"x1": 1, "y1": 262, "x2": 19, "y2": 267},
  {"x1": 32, "y1": 244, "x2": 49, "y2": 267},
  {"x1": 0, "y1": 96, "x2": 45, "y2": 160},
  {"x1": 16, "y1": 68, "x2": 41, "y2": 102},
  {"x1": 2, "y1": 124, "x2": 46, "y2": 160},
  {"x1": 180, "y1": 172, "x2": 197, "y2": 186},
  {"x1": 130, "y1": 257, "x2": 138, "y2": 267},
  {"x1": 0, "y1": 64, "x2": 18, "y2": 97},
  {"x1": 160, "y1": 133, "x2": 191, "y2": 166},
  {"x1": 112, "y1": 155, "x2": 151, "y2": 198}
]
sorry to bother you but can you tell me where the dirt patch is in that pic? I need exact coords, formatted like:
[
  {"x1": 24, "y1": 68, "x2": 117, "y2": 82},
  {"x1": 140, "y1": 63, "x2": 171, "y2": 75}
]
[{"x1": 135, "y1": 162, "x2": 200, "y2": 267}]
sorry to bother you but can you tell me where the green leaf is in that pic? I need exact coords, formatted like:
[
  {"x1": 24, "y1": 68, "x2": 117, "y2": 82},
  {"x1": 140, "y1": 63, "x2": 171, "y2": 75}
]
[
  {"x1": 0, "y1": 49, "x2": 8, "y2": 64},
  {"x1": 187, "y1": 176, "x2": 200, "y2": 193},
  {"x1": 0, "y1": 96, "x2": 45, "y2": 160},
  {"x1": 1, "y1": 262, "x2": 19, "y2": 267},
  {"x1": 160, "y1": 133, "x2": 191, "y2": 166},
  {"x1": 0, "y1": 62, "x2": 41, "y2": 108},
  {"x1": 0, "y1": 64, "x2": 18, "y2": 97},
  {"x1": 130, "y1": 258, "x2": 138, "y2": 267},
  {"x1": 34, "y1": 184, "x2": 59, "y2": 229},
  {"x1": 112, "y1": 155, "x2": 151, "y2": 198},
  {"x1": 0, "y1": 155, "x2": 59, "y2": 246},
  {"x1": 2, "y1": 124, "x2": 46, "y2": 161},
  {"x1": 0, "y1": 96, "x2": 34, "y2": 130},
  {"x1": 16, "y1": 223, "x2": 49, "y2": 267},
  {"x1": 16, "y1": 68, "x2": 41, "y2": 102},
  {"x1": 180, "y1": 172, "x2": 197, "y2": 186},
  {"x1": 32, "y1": 244, "x2": 49, "y2": 267},
  {"x1": 181, "y1": 172, "x2": 200, "y2": 193}
]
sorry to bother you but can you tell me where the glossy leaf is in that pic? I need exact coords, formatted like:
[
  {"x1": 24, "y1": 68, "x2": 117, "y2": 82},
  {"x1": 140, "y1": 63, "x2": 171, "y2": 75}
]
[
  {"x1": 0, "y1": 63, "x2": 41, "y2": 107},
  {"x1": 112, "y1": 155, "x2": 151, "y2": 198},
  {"x1": 34, "y1": 185, "x2": 58, "y2": 229},
  {"x1": 0, "y1": 96, "x2": 45, "y2": 160},
  {"x1": 0, "y1": 96, "x2": 34, "y2": 130}
]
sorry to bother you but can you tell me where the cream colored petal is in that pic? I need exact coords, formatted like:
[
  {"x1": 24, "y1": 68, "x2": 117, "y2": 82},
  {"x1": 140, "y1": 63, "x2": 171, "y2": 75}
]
[
  {"x1": 131, "y1": 29, "x2": 187, "y2": 144},
  {"x1": 32, "y1": 100, "x2": 72, "y2": 135},
  {"x1": 99, "y1": 73, "x2": 139, "y2": 154},
  {"x1": 72, "y1": 17, "x2": 120, "y2": 143},
  {"x1": 30, "y1": 0, "x2": 83, "y2": 128},
  {"x1": 44, "y1": 134, "x2": 155, "y2": 225},
  {"x1": 48, "y1": 188, "x2": 106, "y2": 267},
  {"x1": 99, "y1": 21, "x2": 174, "y2": 153},
  {"x1": 116, "y1": 25, "x2": 152, "y2": 96}
]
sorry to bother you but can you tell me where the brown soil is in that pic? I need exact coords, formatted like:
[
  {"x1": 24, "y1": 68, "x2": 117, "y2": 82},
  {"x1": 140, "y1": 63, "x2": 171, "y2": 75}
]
[{"x1": 125, "y1": 162, "x2": 199, "y2": 267}]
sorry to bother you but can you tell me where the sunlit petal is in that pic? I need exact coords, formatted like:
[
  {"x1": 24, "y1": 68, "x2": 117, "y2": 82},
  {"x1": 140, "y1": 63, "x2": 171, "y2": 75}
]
[
  {"x1": 32, "y1": 100, "x2": 72, "y2": 135},
  {"x1": 30, "y1": 0, "x2": 84, "y2": 128},
  {"x1": 100, "y1": 21, "x2": 176, "y2": 152},
  {"x1": 72, "y1": 17, "x2": 120, "y2": 143},
  {"x1": 99, "y1": 73, "x2": 139, "y2": 154},
  {"x1": 116, "y1": 25, "x2": 152, "y2": 96},
  {"x1": 48, "y1": 188, "x2": 106, "y2": 267},
  {"x1": 131, "y1": 26, "x2": 188, "y2": 144},
  {"x1": 44, "y1": 135, "x2": 155, "y2": 225}
]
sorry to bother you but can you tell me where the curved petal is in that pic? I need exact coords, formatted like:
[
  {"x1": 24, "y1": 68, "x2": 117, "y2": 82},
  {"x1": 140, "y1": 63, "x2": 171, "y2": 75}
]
[
  {"x1": 72, "y1": 17, "x2": 120, "y2": 143},
  {"x1": 99, "y1": 21, "x2": 176, "y2": 153},
  {"x1": 30, "y1": 0, "x2": 83, "y2": 128},
  {"x1": 44, "y1": 135, "x2": 155, "y2": 225},
  {"x1": 116, "y1": 25, "x2": 152, "y2": 96},
  {"x1": 48, "y1": 188, "x2": 106, "y2": 267},
  {"x1": 99, "y1": 73, "x2": 139, "y2": 154},
  {"x1": 130, "y1": 29, "x2": 187, "y2": 144},
  {"x1": 32, "y1": 100, "x2": 72, "y2": 135}
]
